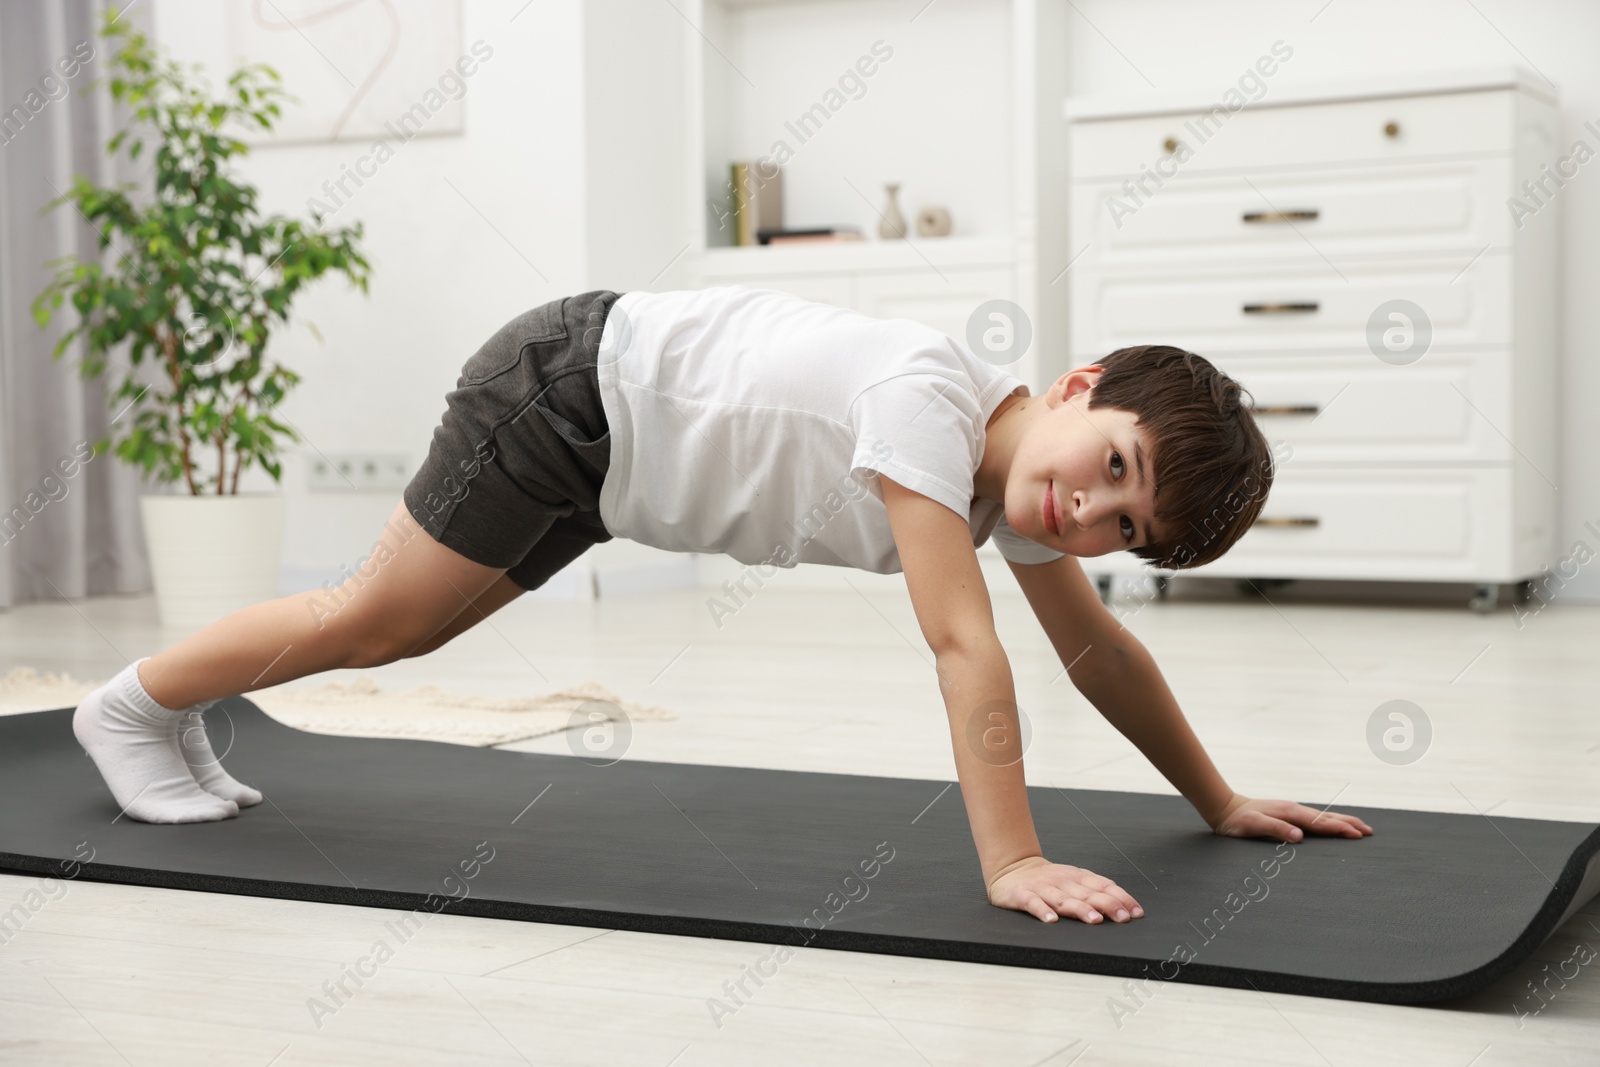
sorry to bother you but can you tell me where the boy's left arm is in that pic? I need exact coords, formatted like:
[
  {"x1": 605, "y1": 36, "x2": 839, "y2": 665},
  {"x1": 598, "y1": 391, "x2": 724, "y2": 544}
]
[{"x1": 1008, "y1": 554, "x2": 1373, "y2": 842}]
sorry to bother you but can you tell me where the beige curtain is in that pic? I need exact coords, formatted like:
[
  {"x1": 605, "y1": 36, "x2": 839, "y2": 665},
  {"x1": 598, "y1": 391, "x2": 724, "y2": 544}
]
[{"x1": 0, "y1": 0, "x2": 154, "y2": 609}]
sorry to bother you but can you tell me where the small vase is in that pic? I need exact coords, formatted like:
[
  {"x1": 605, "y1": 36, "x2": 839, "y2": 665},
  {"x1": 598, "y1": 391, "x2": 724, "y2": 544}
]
[{"x1": 878, "y1": 182, "x2": 907, "y2": 240}]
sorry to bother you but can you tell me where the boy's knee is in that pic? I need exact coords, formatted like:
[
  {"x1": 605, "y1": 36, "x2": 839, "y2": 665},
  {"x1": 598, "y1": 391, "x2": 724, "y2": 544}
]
[
  {"x1": 344, "y1": 632, "x2": 418, "y2": 669},
  {"x1": 315, "y1": 602, "x2": 432, "y2": 668},
  {"x1": 396, "y1": 631, "x2": 448, "y2": 660},
  {"x1": 361, "y1": 612, "x2": 445, "y2": 665}
]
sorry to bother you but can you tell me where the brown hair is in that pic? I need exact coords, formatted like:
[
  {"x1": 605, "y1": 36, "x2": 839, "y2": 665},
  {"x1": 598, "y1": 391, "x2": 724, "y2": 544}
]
[{"x1": 1084, "y1": 344, "x2": 1275, "y2": 570}]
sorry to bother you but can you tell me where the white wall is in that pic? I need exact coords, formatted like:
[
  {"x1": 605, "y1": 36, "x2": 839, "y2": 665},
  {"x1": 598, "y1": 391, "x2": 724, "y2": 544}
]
[
  {"x1": 582, "y1": 0, "x2": 692, "y2": 291},
  {"x1": 1064, "y1": 0, "x2": 1600, "y2": 600},
  {"x1": 575, "y1": 0, "x2": 703, "y2": 592}
]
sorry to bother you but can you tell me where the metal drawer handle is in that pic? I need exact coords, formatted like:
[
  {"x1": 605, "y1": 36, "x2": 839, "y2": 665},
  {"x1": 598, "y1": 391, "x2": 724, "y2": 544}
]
[
  {"x1": 1249, "y1": 404, "x2": 1320, "y2": 416},
  {"x1": 1255, "y1": 516, "x2": 1321, "y2": 528},
  {"x1": 1242, "y1": 302, "x2": 1319, "y2": 314},
  {"x1": 1242, "y1": 209, "x2": 1320, "y2": 224}
]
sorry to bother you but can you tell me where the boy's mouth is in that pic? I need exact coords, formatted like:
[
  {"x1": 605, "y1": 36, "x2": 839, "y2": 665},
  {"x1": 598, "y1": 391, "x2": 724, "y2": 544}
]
[{"x1": 1045, "y1": 482, "x2": 1061, "y2": 536}]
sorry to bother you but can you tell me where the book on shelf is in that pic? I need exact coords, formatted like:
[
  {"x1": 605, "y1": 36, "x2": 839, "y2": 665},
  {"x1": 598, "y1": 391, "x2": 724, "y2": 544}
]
[
  {"x1": 730, "y1": 161, "x2": 784, "y2": 247},
  {"x1": 758, "y1": 227, "x2": 866, "y2": 246}
]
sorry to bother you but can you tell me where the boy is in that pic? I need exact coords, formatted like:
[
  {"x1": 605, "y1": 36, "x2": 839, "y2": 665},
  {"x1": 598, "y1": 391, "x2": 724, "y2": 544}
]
[{"x1": 73, "y1": 286, "x2": 1372, "y2": 925}]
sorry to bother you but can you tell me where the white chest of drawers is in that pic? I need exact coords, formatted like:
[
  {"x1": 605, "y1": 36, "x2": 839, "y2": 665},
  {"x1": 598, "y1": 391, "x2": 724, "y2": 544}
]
[{"x1": 1063, "y1": 66, "x2": 1561, "y2": 607}]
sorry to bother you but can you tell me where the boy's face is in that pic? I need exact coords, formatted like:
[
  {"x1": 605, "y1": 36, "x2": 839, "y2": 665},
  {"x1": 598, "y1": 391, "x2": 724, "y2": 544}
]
[{"x1": 1006, "y1": 367, "x2": 1160, "y2": 558}]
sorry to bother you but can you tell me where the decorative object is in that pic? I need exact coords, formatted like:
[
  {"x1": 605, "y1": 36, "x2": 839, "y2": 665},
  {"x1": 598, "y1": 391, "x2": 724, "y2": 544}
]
[
  {"x1": 916, "y1": 205, "x2": 952, "y2": 237},
  {"x1": 878, "y1": 182, "x2": 907, "y2": 239},
  {"x1": 32, "y1": 9, "x2": 372, "y2": 627},
  {"x1": 226, "y1": 0, "x2": 467, "y2": 143}
]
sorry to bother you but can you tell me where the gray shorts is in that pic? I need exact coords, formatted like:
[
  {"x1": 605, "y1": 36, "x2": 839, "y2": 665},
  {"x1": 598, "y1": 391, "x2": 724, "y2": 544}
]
[{"x1": 403, "y1": 290, "x2": 622, "y2": 592}]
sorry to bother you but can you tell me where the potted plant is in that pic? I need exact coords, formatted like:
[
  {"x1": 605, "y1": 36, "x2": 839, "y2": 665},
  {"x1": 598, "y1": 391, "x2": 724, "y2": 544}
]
[{"x1": 32, "y1": 8, "x2": 371, "y2": 628}]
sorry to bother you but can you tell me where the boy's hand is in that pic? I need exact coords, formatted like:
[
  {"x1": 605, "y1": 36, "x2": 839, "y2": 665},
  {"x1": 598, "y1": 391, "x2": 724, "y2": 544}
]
[
  {"x1": 1210, "y1": 793, "x2": 1373, "y2": 842},
  {"x1": 986, "y1": 856, "x2": 1145, "y2": 925}
]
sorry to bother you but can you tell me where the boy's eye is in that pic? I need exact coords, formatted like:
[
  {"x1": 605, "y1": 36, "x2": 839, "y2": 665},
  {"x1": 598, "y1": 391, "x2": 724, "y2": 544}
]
[
  {"x1": 1110, "y1": 450, "x2": 1125, "y2": 478},
  {"x1": 1121, "y1": 515, "x2": 1135, "y2": 541}
]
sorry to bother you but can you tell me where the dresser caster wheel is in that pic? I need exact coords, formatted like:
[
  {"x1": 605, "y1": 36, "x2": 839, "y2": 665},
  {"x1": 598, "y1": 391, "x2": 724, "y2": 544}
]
[
  {"x1": 1469, "y1": 583, "x2": 1499, "y2": 613},
  {"x1": 1096, "y1": 575, "x2": 1113, "y2": 604},
  {"x1": 1238, "y1": 577, "x2": 1294, "y2": 598}
]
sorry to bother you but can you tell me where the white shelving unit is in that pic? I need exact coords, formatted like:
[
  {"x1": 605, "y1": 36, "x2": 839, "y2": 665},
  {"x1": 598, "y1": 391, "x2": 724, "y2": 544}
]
[{"x1": 679, "y1": 0, "x2": 1072, "y2": 590}]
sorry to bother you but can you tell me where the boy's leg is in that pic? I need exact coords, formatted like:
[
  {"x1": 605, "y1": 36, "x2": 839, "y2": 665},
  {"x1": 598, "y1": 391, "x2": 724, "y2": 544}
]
[
  {"x1": 78, "y1": 291, "x2": 619, "y2": 823},
  {"x1": 74, "y1": 502, "x2": 505, "y2": 824},
  {"x1": 398, "y1": 508, "x2": 609, "y2": 660},
  {"x1": 400, "y1": 572, "x2": 526, "y2": 659},
  {"x1": 137, "y1": 503, "x2": 504, "y2": 710}
]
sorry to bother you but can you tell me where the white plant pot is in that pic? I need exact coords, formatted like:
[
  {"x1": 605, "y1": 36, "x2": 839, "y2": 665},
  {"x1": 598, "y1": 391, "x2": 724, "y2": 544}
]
[{"x1": 140, "y1": 492, "x2": 287, "y2": 629}]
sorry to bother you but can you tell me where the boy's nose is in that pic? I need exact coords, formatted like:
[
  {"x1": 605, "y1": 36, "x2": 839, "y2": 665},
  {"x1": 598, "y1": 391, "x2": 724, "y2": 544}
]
[
  {"x1": 1075, "y1": 494, "x2": 1124, "y2": 542},
  {"x1": 1071, "y1": 490, "x2": 1098, "y2": 529}
]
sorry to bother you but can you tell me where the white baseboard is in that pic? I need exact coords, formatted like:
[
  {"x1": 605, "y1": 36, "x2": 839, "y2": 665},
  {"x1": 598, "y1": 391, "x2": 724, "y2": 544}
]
[{"x1": 594, "y1": 556, "x2": 699, "y2": 597}]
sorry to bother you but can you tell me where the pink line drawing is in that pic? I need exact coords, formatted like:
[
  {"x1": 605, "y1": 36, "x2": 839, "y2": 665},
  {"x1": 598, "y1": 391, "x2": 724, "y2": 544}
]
[{"x1": 249, "y1": 0, "x2": 402, "y2": 140}]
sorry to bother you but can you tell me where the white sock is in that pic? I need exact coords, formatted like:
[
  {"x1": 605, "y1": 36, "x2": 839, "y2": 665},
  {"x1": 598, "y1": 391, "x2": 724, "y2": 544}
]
[
  {"x1": 73, "y1": 658, "x2": 239, "y2": 824},
  {"x1": 175, "y1": 702, "x2": 263, "y2": 807}
]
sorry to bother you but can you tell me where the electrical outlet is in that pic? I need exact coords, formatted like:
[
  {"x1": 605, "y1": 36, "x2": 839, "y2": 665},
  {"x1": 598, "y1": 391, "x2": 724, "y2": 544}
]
[{"x1": 308, "y1": 453, "x2": 412, "y2": 492}]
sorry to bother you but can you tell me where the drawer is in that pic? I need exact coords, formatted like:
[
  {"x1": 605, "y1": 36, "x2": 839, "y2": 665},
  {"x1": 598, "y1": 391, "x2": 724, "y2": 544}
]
[
  {"x1": 1198, "y1": 467, "x2": 1512, "y2": 581},
  {"x1": 1069, "y1": 159, "x2": 1511, "y2": 268},
  {"x1": 1069, "y1": 88, "x2": 1515, "y2": 179},
  {"x1": 1217, "y1": 352, "x2": 1513, "y2": 464},
  {"x1": 1069, "y1": 255, "x2": 1510, "y2": 357}
]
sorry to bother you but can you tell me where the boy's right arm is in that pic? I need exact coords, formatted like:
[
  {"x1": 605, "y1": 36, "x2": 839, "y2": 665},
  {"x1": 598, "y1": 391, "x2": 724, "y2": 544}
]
[
  {"x1": 937, "y1": 641, "x2": 1143, "y2": 923},
  {"x1": 879, "y1": 475, "x2": 1144, "y2": 925}
]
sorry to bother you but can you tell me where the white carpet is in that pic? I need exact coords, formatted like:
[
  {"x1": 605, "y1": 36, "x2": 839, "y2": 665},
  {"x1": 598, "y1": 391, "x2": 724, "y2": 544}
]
[{"x1": 0, "y1": 666, "x2": 675, "y2": 747}]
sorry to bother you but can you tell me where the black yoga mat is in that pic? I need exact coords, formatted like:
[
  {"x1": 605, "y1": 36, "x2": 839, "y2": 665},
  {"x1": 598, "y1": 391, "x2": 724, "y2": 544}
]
[{"x1": 2, "y1": 699, "x2": 1596, "y2": 1005}]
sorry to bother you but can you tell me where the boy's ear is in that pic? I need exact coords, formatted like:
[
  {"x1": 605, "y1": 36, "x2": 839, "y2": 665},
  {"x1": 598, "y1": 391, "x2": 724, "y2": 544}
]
[{"x1": 1049, "y1": 366, "x2": 1104, "y2": 406}]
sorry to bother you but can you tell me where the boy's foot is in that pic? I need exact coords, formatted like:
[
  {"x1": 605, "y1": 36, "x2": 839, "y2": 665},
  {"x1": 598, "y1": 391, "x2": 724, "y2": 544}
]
[
  {"x1": 72, "y1": 660, "x2": 239, "y2": 824},
  {"x1": 175, "y1": 703, "x2": 263, "y2": 807}
]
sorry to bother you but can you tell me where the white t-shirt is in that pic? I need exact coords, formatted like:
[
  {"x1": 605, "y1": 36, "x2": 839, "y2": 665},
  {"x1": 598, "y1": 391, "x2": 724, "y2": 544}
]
[{"x1": 594, "y1": 286, "x2": 1066, "y2": 575}]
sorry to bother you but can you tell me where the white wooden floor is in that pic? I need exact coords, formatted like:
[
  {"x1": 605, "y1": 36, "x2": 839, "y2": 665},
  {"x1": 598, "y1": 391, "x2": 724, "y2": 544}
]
[{"x1": 2, "y1": 578, "x2": 1598, "y2": 1065}]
